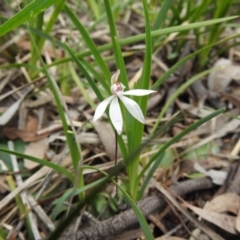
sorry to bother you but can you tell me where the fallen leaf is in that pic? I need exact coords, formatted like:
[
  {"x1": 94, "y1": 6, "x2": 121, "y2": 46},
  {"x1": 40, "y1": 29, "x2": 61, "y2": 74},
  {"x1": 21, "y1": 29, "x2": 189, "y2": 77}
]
[
  {"x1": 235, "y1": 198, "x2": 240, "y2": 233},
  {"x1": 92, "y1": 121, "x2": 121, "y2": 160},
  {"x1": 208, "y1": 58, "x2": 240, "y2": 92},
  {"x1": 147, "y1": 91, "x2": 164, "y2": 111},
  {"x1": 24, "y1": 138, "x2": 49, "y2": 169},
  {"x1": 25, "y1": 115, "x2": 39, "y2": 132},
  {"x1": 206, "y1": 193, "x2": 239, "y2": 215},
  {"x1": 0, "y1": 85, "x2": 33, "y2": 126},
  {"x1": 184, "y1": 202, "x2": 237, "y2": 234},
  {"x1": 3, "y1": 127, "x2": 49, "y2": 142},
  {"x1": 194, "y1": 163, "x2": 227, "y2": 185}
]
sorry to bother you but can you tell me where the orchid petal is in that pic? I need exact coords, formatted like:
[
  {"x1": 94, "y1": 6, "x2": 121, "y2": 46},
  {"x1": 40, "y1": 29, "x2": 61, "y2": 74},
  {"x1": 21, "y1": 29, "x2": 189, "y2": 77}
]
[
  {"x1": 123, "y1": 89, "x2": 156, "y2": 96},
  {"x1": 109, "y1": 97, "x2": 123, "y2": 135},
  {"x1": 93, "y1": 96, "x2": 114, "y2": 121},
  {"x1": 111, "y1": 69, "x2": 120, "y2": 84},
  {"x1": 119, "y1": 95, "x2": 145, "y2": 123}
]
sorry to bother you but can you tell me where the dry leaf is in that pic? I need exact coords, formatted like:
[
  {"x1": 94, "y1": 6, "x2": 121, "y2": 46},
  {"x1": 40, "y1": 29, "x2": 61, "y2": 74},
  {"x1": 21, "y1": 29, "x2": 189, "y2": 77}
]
[
  {"x1": 25, "y1": 115, "x2": 39, "y2": 132},
  {"x1": 0, "y1": 86, "x2": 33, "y2": 126},
  {"x1": 236, "y1": 198, "x2": 240, "y2": 233},
  {"x1": 92, "y1": 121, "x2": 121, "y2": 160},
  {"x1": 206, "y1": 193, "x2": 239, "y2": 214},
  {"x1": 147, "y1": 91, "x2": 164, "y2": 111},
  {"x1": 3, "y1": 127, "x2": 49, "y2": 142},
  {"x1": 24, "y1": 138, "x2": 49, "y2": 169},
  {"x1": 208, "y1": 58, "x2": 240, "y2": 92},
  {"x1": 194, "y1": 163, "x2": 227, "y2": 185},
  {"x1": 184, "y1": 202, "x2": 237, "y2": 234}
]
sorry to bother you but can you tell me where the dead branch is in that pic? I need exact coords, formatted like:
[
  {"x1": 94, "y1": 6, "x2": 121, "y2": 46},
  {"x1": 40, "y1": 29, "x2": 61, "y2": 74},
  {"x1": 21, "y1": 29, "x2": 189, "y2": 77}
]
[{"x1": 58, "y1": 177, "x2": 214, "y2": 240}]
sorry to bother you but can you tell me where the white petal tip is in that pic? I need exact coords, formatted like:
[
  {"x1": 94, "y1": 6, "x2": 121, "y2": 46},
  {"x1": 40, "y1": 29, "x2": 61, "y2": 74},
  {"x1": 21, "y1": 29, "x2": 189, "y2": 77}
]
[{"x1": 117, "y1": 130, "x2": 122, "y2": 135}]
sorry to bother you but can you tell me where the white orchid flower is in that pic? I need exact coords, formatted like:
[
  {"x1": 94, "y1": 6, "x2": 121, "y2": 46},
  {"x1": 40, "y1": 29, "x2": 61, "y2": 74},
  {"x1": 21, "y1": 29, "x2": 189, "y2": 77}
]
[{"x1": 93, "y1": 70, "x2": 156, "y2": 135}]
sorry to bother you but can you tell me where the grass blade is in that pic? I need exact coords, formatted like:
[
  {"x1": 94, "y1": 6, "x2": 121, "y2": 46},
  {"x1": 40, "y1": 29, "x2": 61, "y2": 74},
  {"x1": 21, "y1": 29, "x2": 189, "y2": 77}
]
[
  {"x1": 27, "y1": 16, "x2": 238, "y2": 68},
  {"x1": 150, "y1": 108, "x2": 226, "y2": 164},
  {"x1": 0, "y1": 148, "x2": 73, "y2": 181},
  {"x1": 64, "y1": 4, "x2": 111, "y2": 81},
  {"x1": 64, "y1": 43, "x2": 104, "y2": 101},
  {"x1": 138, "y1": 152, "x2": 164, "y2": 198},
  {"x1": 117, "y1": 183, "x2": 154, "y2": 240},
  {"x1": 151, "y1": 68, "x2": 219, "y2": 133},
  {"x1": 0, "y1": 0, "x2": 60, "y2": 36}
]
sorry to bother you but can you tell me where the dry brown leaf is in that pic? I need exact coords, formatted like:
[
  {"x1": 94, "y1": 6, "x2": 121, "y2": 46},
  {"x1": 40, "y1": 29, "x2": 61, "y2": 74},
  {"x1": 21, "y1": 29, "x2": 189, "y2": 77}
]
[
  {"x1": 92, "y1": 121, "x2": 121, "y2": 160},
  {"x1": 205, "y1": 193, "x2": 239, "y2": 215},
  {"x1": 24, "y1": 138, "x2": 49, "y2": 169},
  {"x1": 235, "y1": 198, "x2": 240, "y2": 233},
  {"x1": 184, "y1": 202, "x2": 237, "y2": 234},
  {"x1": 25, "y1": 115, "x2": 39, "y2": 132},
  {"x1": 3, "y1": 127, "x2": 49, "y2": 142}
]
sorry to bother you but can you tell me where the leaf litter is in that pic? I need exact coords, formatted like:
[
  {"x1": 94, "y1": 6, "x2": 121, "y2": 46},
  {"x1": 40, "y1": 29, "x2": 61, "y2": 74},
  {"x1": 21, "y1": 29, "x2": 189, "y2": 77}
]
[{"x1": 1, "y1": 2, "x2": 240, "y2": 240}]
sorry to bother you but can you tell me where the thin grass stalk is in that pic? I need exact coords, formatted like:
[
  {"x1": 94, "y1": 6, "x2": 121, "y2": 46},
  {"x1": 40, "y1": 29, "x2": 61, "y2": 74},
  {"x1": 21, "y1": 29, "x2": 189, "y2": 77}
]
[
  {"x1": 198, "y1": 0, "x2": 233, "y2": 67},
  {"x1": 26, "y1": 24, "x2": 83, "y2": 209},
  {"x1": 151, "y1": 68, "x2": 218, "y2": 134},
  {"x1": 0, "y1": 148, "x2": 74, "y2": 181},
  {"x1": 151, "y1": 32, "x2": 240, "y2": 91},
  {"x1": 64, "y1": 3, "x2": 111, "y2": 81},
  {"x1": 151, "y1": 0, "x2": 174, "y2": 46},
  {"x1": 25, "y1": 16, "x2": 238, "y2": 68},
  {"x1": 150, "y1": 108, "x2": 226, "y2": 164},
  {"x1": 87, "y1": 0, "x2": 101, "y2": 19},
  {"x1": 6, "y1": 176, "x2": 33, "y2": 239},
  {"x1": 29, "y1": 0, "x2": 65, "y2": 77}
]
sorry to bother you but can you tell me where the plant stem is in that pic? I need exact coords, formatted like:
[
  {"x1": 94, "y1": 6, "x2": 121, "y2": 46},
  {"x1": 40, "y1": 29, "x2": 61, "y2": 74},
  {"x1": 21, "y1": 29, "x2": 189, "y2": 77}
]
[{"x1": 115, "y1": 129, "x2": 118, "y2": 200}]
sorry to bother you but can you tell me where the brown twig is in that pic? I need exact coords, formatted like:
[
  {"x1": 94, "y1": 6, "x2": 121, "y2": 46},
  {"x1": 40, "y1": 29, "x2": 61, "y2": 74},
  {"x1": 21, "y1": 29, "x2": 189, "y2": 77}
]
[{"x1": 57, "y1": 178, "x2": 214, "y2": 240}]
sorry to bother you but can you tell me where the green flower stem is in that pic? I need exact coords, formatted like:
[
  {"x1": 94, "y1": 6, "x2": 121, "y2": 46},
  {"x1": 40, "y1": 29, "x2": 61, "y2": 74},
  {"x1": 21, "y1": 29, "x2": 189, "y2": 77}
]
[{"x1": 126, "y1": 0, "x2": 152, "y2": 199}]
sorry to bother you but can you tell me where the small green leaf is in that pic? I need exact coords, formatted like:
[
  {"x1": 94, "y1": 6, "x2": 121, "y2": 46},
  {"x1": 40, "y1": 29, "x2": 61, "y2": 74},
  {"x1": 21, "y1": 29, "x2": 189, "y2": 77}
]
[
  {"x1": 184, "y1": 142, "x2": 220, "y2": 160},
  {"x1": 92, "y1": 194, "x2": 107, "y2": 215},
  {"x1": 185, "y1": 172, "x2": 205, "y2": 179}
]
